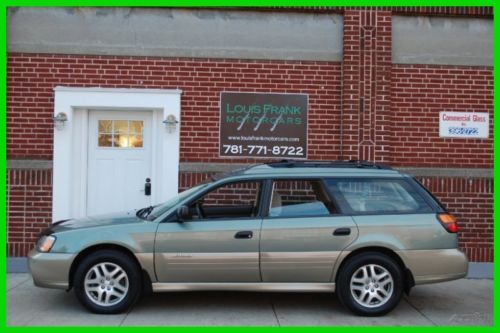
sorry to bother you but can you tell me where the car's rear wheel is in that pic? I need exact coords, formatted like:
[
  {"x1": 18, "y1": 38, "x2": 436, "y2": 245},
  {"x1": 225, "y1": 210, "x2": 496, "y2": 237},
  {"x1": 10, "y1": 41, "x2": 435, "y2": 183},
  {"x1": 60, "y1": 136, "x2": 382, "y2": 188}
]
[
  {"x1": 336, "y1": 252, "x2": 403, "y2": 316},
  {"x1": 73, "y1": 250, "x2": 142, "y2": 314}
]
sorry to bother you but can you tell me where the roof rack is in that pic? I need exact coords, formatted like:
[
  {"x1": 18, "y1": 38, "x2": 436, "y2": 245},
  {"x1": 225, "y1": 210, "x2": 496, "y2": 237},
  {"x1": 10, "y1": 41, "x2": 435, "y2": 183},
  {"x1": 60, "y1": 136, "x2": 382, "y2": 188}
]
[{"x1": 266, "y1": 159, "x2": 393, "y2": 170}]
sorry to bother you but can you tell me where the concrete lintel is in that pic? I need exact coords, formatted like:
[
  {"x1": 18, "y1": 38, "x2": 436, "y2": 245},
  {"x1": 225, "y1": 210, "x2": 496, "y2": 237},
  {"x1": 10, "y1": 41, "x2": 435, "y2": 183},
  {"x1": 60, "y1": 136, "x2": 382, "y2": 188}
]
[
  {"x1": 7, "y1": 159, "x2": 53, "y2": 170},
  {"x1": 8, "y1": 7, "x2": 343, "y2": 62},
  {"x1": 393, "y1": 16, "x2": 492, "y2": 66}
]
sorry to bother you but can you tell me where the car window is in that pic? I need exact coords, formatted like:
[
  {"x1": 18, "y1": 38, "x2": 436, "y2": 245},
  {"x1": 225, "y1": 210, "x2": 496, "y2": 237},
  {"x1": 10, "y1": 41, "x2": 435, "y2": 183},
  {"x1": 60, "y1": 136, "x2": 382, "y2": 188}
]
[
  {"x1": 185, "y1": 181, "x2": 262, "y2": 221},
  {"x1": 326, "y1": 178, "x2": 433, "y2": 214},
  {"x1": 147, "y1": 182, "x2": 211, "y2": 221},
  {"x1": 268, "y1": 180, "x2": 336, "y2": 218}
]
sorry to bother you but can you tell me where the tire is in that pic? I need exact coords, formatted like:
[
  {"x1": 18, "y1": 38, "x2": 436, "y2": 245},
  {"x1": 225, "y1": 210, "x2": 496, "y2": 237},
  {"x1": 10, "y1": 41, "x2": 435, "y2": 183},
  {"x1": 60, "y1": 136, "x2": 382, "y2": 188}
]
[
  {"x1": 73, "y1": 250, "x2": 142, "y2": 314},
  {"x1": 336, "y1": 252, "x2": 403, "y2": 316}
]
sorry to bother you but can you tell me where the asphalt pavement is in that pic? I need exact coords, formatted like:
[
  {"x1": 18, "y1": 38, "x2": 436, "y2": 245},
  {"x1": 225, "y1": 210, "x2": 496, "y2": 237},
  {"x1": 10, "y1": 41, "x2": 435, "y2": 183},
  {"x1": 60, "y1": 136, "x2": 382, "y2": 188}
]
[{"x1": 7, "y1": 274, "x2": 493, "y2": 326}]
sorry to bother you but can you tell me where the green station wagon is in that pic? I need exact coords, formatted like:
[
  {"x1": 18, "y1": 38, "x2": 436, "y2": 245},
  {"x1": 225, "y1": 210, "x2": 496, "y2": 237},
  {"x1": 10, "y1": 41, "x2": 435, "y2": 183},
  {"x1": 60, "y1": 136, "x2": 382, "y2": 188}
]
[{"x1": 29, "y1": 160, "x2": 468, "y2": 316}]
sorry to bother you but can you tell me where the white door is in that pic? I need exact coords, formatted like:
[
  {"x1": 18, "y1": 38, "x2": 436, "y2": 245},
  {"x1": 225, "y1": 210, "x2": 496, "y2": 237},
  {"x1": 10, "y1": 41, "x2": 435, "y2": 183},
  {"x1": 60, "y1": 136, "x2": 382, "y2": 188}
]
[{"x1": 87, "y1": 110, "x2": 153, "y2": 216}]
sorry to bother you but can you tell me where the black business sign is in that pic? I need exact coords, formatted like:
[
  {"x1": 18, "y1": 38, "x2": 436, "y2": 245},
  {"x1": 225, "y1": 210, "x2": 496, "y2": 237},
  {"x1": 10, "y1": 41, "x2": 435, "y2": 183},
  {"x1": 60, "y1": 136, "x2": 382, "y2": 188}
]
[{"x1": 220, "y1": 92, "x2": 308, "y2": 158}]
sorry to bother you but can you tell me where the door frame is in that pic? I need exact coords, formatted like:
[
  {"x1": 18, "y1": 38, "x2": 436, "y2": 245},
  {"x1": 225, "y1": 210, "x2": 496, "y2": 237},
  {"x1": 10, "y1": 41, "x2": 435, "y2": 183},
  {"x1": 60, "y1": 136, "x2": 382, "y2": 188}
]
[{"x1": 53, "y1": 87, "x2": 182, "y2": 221}]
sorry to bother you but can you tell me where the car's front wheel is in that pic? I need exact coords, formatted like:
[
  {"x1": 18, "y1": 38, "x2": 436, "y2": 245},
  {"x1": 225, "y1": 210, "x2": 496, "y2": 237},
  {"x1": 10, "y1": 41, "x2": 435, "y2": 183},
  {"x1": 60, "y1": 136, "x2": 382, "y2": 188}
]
[
  {"x1": 336, "y1": 252, "x2": 403, "y2": 316},
  {"x1": 73, "y1": 250, "x2": 142, "y2": 314}
]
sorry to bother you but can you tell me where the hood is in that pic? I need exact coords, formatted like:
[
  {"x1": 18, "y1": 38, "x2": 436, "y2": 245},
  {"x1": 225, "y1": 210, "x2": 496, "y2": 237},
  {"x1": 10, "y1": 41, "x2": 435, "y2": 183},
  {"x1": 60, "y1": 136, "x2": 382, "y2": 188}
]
[{"x1": 45, "y1": 210, "x2": 145, "y2": 234}]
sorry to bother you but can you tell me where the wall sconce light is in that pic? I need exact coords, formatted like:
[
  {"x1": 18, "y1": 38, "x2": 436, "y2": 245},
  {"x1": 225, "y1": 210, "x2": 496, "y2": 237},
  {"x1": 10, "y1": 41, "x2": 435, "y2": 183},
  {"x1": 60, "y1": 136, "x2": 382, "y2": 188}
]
[
  {"x1": 162, "y1": 114, "x2": 179, "y2": 133},
  {"x1": 53, "y1": 112, "x2": 68, "y2": 130}
]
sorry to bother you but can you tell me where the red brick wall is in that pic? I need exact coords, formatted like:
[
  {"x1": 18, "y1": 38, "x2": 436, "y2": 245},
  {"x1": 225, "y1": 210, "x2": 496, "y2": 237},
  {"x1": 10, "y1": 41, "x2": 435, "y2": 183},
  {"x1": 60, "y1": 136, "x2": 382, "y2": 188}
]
[
  {"x1": 391, "y1": 65, "x2": 493, "y2": 168},
  {"x1": 7, "y1": 169, "x2": 53, "y2": 256},
  {"x1": 7, "y1": 54, "x2": 342, "y2": 162},
  {"x1": 179, "y1": 172, "x2": 215, "y2": 192},
  {"x1": 7, "y1": 55, "x2": 493, "y2": 167},
  {"x1": 341, "y1": 10, "x2": 393, "y2": 162},
  {"x1": 417, "y1": 177, "x2": 493, "y2": 262}
]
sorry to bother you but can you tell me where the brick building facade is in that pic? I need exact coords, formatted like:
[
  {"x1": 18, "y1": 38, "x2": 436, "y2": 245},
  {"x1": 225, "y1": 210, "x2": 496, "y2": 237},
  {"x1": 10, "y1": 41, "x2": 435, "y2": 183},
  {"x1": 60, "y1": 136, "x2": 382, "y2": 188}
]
[{"x1": 7, "y1": 7, "x2": 493, "y2": 262}]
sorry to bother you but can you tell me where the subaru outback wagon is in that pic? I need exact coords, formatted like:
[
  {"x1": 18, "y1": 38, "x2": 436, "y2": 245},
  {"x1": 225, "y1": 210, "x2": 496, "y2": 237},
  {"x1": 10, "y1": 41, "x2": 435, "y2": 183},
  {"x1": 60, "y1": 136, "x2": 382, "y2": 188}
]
[{"x1": 29, "y1": 160, "x2": 468, "y2": 316}]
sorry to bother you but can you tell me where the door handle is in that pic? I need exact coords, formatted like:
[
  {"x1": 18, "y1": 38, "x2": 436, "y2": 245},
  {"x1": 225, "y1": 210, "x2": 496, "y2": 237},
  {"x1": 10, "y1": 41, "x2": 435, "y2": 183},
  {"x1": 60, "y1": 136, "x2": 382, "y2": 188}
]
[
  {"x1": 234, "y1": 230, "x2": 253, "y2": 239},
  {"x1": 333, "y1": 228, "x2": 351, "y2": 236},
  {"x1": 144, "y1": 178, "x2": 151, "y2": 196}
]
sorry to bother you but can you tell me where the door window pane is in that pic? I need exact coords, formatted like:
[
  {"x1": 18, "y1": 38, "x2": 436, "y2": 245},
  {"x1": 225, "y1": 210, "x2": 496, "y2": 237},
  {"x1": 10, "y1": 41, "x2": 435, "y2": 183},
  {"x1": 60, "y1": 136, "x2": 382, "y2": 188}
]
[
  {"x1": 98, "y1": 134, "x2": 113, "y2": 147},
  {"x1": 114, "y1": 134, "x2": 130, "y2": 148},
  {"x1": 129, "y1": 121, "x2": 144, "y2": 134},
  {"x1": 98, "y1": 120, "x2": 113, "y2": 133},
  {"x1": 326, "y1": 179, "x2": 432, "y2": 214},
  {"x1": 129, "y1": 134, "x2": 144, "y2": 148},
  {"x1": 114, "y1": 120, "x2": 129, "y2": 134},
  {"x1": 187, "y1": 181, "x2": 262, "y2": 220},
  {"x1": 269, "y1": 180, "x2": 336, "y2": 217},
  {"x1": 98, "y1": 120, "x2": 143, "y2": 148}
]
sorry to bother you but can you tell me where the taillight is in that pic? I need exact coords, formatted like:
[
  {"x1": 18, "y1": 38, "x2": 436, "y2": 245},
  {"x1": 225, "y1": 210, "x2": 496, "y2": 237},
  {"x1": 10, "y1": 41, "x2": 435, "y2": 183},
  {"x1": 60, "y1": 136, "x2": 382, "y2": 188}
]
[{"x1": 437, "y1": 213, "x2": 458, "y2": 233}]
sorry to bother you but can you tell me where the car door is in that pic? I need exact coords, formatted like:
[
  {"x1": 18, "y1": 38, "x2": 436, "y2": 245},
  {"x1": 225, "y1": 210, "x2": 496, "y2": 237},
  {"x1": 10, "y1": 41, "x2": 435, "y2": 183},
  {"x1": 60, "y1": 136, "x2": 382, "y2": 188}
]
[
  {"x1": 154, "y1": 180, "x2": 263, "y2": 282},
  {"x1": 260, "y1": 179, "x2": 358, "y2": 282}
]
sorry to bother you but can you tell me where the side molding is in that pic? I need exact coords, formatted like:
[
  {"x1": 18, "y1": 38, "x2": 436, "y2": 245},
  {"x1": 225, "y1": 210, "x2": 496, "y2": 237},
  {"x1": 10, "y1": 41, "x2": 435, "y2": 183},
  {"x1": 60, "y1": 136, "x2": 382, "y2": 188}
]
[{"x1": 152, "y1": 282, "x2": 336, "y2": 292}]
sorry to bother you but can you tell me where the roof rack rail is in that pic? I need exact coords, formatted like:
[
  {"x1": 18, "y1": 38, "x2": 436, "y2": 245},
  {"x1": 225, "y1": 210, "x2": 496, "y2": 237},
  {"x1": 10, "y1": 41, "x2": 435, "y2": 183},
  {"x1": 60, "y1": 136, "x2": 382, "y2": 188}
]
[{"x1": 266, "y1": 159, "x2": 393, "y2": 170}]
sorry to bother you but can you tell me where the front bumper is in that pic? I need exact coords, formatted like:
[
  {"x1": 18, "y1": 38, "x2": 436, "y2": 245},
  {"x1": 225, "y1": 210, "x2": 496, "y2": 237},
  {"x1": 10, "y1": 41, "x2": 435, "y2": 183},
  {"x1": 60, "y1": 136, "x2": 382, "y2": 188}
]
[
  {"x1": 28, "y1": 249, "x2": 76, "y2": 289},
  {"x1": 397, "y1": 248, "x2": 469, "y2": 285}
]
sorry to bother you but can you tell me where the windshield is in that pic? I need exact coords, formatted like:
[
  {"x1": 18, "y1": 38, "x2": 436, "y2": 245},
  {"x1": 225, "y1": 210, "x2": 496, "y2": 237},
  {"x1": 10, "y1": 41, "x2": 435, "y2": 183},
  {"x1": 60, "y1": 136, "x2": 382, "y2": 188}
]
[{"x1": 144, "y1": 182, "x2": 211, "y2": 221}]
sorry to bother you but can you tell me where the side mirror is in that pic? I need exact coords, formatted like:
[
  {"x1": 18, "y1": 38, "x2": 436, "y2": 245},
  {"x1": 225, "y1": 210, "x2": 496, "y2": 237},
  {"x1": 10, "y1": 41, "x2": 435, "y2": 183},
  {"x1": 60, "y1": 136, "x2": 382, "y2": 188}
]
[{"x1": 176, "y1": 205, "x2": 189, "y2": 222}]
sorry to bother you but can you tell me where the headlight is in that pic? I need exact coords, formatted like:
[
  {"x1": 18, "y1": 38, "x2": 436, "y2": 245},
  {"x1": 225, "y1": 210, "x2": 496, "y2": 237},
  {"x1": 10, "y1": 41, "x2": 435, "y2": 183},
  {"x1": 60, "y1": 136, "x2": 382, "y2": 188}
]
[{"x1": 36, "y1": 235, "x2": 56, "y2": 252}]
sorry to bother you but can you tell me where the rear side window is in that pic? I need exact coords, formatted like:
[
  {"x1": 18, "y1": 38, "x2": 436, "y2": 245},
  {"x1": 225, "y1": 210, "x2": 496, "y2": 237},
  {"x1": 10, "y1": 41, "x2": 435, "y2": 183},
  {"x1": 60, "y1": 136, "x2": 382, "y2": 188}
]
[
  {"x1": 326, "y1": 178, "x2": 433, "y2": 214},
  {"x1": 269, "y1": 180, "x2": 336, "y2": 217}
]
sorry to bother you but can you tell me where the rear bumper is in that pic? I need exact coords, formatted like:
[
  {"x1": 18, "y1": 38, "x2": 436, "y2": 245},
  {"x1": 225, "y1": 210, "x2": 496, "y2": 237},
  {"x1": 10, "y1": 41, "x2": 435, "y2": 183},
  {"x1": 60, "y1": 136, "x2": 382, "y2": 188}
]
[
  {"x1": 28, "y1": 249, "x2": 75, "y2": 289},
  {"x1": 397, "y1": 248, "x2": 468, "y2": 285}
]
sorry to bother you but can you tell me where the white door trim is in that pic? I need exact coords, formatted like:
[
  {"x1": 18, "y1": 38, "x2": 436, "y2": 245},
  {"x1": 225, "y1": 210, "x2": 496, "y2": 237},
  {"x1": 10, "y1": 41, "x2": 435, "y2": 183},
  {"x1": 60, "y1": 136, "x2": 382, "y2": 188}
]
[{"x1": 53, "y1": 87, "x2": 182, "y2": 221}]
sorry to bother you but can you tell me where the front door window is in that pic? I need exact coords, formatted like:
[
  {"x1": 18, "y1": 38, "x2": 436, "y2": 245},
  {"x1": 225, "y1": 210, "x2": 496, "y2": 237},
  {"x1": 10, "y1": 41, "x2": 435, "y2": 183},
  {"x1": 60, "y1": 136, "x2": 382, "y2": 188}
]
[
  {"x1": 185, "y1": 181, "x2": 262, "y2": 220},
  {"x1": 98, "y1": 119, "x2": 144, "y2": 148}
]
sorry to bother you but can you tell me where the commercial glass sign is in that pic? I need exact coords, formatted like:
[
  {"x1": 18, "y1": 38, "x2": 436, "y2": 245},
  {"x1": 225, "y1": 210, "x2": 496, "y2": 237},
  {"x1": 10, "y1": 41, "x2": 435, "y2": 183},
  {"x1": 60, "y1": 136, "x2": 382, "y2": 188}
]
[
  {"x1": 439, "y1": 112, "x2": 489, "y2": 138},
  {"x1": 220, "y1": 92, "x2": 308, "y2": 158}
]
